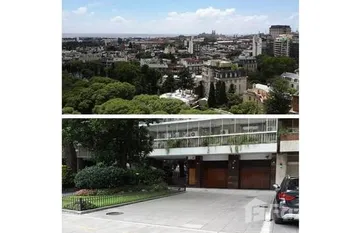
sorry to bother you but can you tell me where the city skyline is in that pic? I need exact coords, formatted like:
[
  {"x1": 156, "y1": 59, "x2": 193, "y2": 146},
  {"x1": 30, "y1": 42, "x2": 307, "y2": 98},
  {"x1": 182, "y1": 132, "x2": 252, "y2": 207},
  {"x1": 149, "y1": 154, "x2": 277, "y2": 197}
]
[{"x1": 63, "y1": 0, "x2": 299, "y2": 34}]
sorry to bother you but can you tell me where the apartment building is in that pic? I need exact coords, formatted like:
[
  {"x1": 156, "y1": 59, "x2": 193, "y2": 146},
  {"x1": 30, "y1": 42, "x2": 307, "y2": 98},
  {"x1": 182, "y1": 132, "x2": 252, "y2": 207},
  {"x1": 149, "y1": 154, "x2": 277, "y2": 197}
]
[
  {"x1": 62, "y1": 118, "x2": 299, "y2": 190},
  {"x1": 281, "y1": 72, "x2": 299, "y2": 91},
  {"x1": 148, "y1": 118, "x2": 299, "y2": 189},
  {"x1": 252, "y1": 34, "x2": 262, "y2": 57},
  {"x1": 201, "y1": 60, "x2": 247, "y2": 96},
  {"x1": 269, "y1": 25, "x2": 291, "y2": 39},
  {"x1": 234, "y1": 55, "x2": 257, "y2": 73},
  {"x1": 274, "y1": 35, "x2": 291, "y2": 57},
  {"x1": 180, "y1": 58, "x2": 204, "y2": 75}
]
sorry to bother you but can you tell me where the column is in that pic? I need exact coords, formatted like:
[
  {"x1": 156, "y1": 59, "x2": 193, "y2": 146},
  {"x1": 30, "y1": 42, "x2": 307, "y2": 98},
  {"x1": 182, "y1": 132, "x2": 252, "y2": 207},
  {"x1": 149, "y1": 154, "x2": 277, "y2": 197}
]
[
  {"x1": 275, "y1": 153, "x2": 288, "y2": 184},
  {"x1": 228, "y1": 154, "x2": 240, "y2": 189},
  {"x1": 195, "y1": 156, "x2": 203, "y2": 188}
]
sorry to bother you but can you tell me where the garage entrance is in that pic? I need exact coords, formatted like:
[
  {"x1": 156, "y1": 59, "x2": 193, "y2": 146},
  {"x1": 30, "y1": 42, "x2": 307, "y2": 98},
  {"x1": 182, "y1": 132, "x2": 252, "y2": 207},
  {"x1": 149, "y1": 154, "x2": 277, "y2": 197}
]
[
  {"x1": 203, "y1": 161, "x2": 228, "y2": 188},
  {"x1": 239, "y1": 160, "x2": 271, "y2": 189}
]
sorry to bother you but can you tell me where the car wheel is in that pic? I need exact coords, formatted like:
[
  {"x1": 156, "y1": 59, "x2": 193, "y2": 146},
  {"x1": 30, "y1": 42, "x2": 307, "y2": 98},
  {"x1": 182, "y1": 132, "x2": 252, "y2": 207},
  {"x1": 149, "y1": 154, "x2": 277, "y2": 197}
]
[{"x1": 273, "y1": 211, "x2": 283, "y2": 224}]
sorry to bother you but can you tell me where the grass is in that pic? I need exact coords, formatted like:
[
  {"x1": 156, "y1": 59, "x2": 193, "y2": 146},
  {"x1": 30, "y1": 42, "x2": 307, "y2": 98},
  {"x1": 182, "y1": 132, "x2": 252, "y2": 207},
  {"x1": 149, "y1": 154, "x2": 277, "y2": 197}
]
[{"x1": 62, "y1": 190, "x2": 175, "y2": 211}]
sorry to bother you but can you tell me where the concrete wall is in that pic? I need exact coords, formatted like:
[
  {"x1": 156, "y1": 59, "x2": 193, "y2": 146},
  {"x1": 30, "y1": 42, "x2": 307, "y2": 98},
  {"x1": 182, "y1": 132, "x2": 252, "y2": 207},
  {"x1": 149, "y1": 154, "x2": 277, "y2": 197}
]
[
  {"x1": 149, "y1": 143, "x2": 277, "y2": 158},
  {"x1": 275, "y1": 153, "x2": 288, "y2": 184},
  {"x1": 280, "y1": 140, "x2": 299, "y2": 152}
]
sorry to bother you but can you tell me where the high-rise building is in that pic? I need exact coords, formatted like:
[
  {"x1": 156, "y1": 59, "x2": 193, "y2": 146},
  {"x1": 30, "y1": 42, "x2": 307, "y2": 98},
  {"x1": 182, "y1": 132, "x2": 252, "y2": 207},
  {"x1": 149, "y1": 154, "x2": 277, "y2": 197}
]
[
  {"x1": 273, "y1": 35, "x2": 291, "y2": 57},
  {"x1": 252, "y1": 34, "x2": 262, "y2": 57},
  {"x1": 290, "y1": 35, "x2": 299, "y2": 62},
  {"x1": 188, "y1": 37, "x2": 194, "y2": 54},
  {"x1": 269, "y1": 25, "x2": 291, "y2": 39}
]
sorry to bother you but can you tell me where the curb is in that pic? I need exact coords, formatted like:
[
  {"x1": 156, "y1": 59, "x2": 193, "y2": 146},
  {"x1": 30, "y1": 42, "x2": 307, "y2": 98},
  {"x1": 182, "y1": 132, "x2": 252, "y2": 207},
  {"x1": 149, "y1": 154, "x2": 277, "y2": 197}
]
[{"x1": 62, "y1": 190, "x2": 185, "y2": 215}]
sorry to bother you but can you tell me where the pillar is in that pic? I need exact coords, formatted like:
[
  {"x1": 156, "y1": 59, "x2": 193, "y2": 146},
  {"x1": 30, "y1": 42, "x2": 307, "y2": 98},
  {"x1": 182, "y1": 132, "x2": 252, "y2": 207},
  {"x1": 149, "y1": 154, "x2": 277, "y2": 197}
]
[
  {"x1": 195, "y1": 156, "x2": 203, "y2": 188},
  {"x1": 275, "y1": 153, "x2": 288, "y2": 184},
  {"x1": 228, "y1": 154, "x2": 240, "y2": 189}
]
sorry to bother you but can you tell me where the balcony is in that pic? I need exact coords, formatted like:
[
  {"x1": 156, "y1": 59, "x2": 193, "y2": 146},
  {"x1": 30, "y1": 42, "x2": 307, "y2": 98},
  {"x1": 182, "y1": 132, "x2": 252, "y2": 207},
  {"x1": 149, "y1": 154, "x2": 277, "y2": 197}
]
[{"x1": 150, "y1": 132, "x2": 278, "y2": 158}]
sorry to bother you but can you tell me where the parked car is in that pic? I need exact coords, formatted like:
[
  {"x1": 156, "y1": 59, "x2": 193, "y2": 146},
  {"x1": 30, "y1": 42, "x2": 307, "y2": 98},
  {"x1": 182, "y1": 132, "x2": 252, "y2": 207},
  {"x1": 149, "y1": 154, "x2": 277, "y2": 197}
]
[{"x1": 272, "y1": 175, "x2": 299, "y2": 224}]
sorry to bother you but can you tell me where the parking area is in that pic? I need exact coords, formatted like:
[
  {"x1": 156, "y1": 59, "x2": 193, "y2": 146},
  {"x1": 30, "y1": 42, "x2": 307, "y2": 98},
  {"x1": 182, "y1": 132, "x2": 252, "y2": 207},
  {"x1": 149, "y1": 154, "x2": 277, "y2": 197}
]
[{"x1": 63, "y1": 188, "x2": 278, "y2": 233}]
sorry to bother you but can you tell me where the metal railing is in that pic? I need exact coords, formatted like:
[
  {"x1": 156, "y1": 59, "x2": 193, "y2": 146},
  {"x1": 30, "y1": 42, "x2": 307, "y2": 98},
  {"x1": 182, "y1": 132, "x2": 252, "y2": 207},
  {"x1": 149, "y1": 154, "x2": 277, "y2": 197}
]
[{"x1": 153, "y1": 132, "x2": 277, "y2": 149}]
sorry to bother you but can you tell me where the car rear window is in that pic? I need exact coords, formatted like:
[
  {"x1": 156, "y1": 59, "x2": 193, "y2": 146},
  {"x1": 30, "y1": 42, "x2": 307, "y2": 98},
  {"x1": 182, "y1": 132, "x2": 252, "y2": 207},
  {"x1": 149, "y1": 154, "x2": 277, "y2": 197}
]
[{"x1": 287, "y1": 178, "x2": 299, "y2": 191}]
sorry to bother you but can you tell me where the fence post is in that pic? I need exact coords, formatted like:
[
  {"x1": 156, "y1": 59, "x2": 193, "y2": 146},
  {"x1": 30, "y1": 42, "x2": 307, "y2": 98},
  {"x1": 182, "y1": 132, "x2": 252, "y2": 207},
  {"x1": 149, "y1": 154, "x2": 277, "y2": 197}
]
[{"x1": 79, "y1": 198, "x2": 84, "y2": 211}]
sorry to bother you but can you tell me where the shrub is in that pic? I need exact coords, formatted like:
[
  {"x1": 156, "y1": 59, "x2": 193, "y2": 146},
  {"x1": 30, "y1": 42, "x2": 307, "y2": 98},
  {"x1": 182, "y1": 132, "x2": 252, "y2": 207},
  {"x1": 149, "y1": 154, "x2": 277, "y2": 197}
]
[
  {"x1": 74, "y1": 165, "x2": 125, "y2": 189},
  {"x1": 74, "y1": 189, "x2": 97, "y2": 196},
  {"x1": 150, "y1": 182, "x2": 169, "y2": 192},
  {"x1": 96, "y1": 188, "x2": 123, "y2": 195},
  {"x1": 63, "y1": 199, "x2": 97, "y2": 211},
  {"x1": 133, "y1": 167, "x2": 166, "y2": 186},
  {"x1": 62, "y1": 165, "x2": 75, "y2": 188}
]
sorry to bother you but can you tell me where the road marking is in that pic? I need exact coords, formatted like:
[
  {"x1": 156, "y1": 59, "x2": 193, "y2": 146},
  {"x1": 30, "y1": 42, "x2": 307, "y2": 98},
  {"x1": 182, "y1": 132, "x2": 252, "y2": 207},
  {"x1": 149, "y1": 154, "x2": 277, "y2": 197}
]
[
  {"x1": 65, "y1": 214, "x2": 219, "y2": 233},
  {"x1": 260, "y1": 221, "x2": 273, "y2": 233}
]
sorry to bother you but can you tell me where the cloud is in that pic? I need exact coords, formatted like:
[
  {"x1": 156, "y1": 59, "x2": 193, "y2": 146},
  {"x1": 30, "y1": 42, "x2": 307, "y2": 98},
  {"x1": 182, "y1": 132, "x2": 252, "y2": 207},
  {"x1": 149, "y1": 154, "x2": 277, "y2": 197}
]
[
  {"x1": 89, "y1": 12, "x2": 95, "y2": 16},
  {"x1": 73, "y1": 7, "x2": 87, "y2": 15},
  {"x1": 63, "y1": 6, "x2": 297, "y2": 35},
  {"x1": 110, "y1": 16, "x2": 128, "y2": 23},
  {"x1": 288, "y1": 13, "x2": 299, "y2": 20}
]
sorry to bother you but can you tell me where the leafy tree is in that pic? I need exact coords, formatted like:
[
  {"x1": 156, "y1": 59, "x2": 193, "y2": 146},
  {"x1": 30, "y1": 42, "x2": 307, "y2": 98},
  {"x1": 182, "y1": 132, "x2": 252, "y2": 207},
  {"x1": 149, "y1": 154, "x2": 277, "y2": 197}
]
[
  {"x1": 117, "y1": 38, "x2": 123, "y2": 45},
  {"x1": 62, "y1": 107, "x2": 80, "y2": 114},
  {"x1": 93, "y1": 98, "x2": 151, "y2": 114},
  {"x1": 62, "y1": 119, "x2": 154, "y2": 168},
  {"x1": 177, "y1": 69, "x2": 194, "y2": 90},
  {"x1": 132, "y1": 95, "x2": 190, "y2": 114},
  {"x1": 128, "y1": 42, "x2": 133, "y2": 48},
  {"x1": 219, "y1": 82, "x2": 228, "y2": 105},
  {"x1": 264, "y1": 78, "x2": 292, "y2": 114},
  {"x1": 208, "y1": 82, "x2": 216, "y2": 108},
  {"x1": 194, "y1": 81, "x2": 205, "y2": 99},
  {"x1": 160, "y1": 74, "x2": 177, "y2": 93},
  {"x1": 230, "y1": 101, "x2": 264, "y2": 114},
  {"x1": 227, "y1": 93, "x2": 242, "y2": 108},
  {"x1": 228, "y1": 83, "x2": 236, "y2": 94},
  {"x1": 179, "y1": 109, "x2": 218, "y2": 114}
]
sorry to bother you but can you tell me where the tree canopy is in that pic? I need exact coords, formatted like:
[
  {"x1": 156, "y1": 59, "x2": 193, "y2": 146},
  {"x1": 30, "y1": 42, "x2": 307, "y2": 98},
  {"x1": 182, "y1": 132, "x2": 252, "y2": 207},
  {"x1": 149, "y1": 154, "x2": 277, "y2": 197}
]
[
  {"x1": 229, "y1": 101, "x2": 264, "y2": 114},
  {"x1": 264, "y1": 78, "x2": 293, "y2": 114}
]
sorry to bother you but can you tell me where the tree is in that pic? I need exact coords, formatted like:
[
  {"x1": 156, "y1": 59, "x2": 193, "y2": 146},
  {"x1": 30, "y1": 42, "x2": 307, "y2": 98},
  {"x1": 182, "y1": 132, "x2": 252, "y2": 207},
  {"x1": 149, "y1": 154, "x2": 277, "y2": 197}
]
[
  {"x1": 208, "y1": 82, "x2": 216, "y2": 108},
  {"x1": 62, "y1": 119, "x2": 154, "y2": 168},
  {"x1": 93, "y1": 98, "x2": 151, "y2": 114},
  {"x1": 264, "y1": 78, "x2": 292, "y2": 114},
  {"x1": 128, "y1": 42, "x2": 133, "y2": 48},
  {"x1": 228, "y1": 83, "x2": 236, "y2": 94},
  {"x1": 219, "y1": 82, "x2": 228, "y2": 106},
  {"x1": 229, "y1": 101, "x2": 264, "y2": 114},
  {"x1": 161, "y1": 74, "x2": 176, "y2": 93},
  {"x1": 227, "y1": 93, "x2": 242, "y2": 108},
  {"x1": 177, "y1": 69, "x2": 194, "y2": 90},
  {"x1": 117, "y1": 38, "x2": 123, "y2": 45},
  {"x1": 194, "y1": 81, "x2": 205, "y2": 99},
  {"x1": 215, "y1": 81, "x2": 222, "y2": 105}
]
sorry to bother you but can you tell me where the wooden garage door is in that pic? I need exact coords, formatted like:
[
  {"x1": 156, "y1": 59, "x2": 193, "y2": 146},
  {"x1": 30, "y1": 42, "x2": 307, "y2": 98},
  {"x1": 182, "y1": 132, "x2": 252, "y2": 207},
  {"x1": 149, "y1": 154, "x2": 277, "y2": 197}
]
[
  {"x1": 188, "y1": 168, "x2": 196, "y2": 185},
  {"x1": 204, "y1": 168, "x2": 228, "y2": 188},
  {"x1": 239, "y1": 160, "x2": 271, "y2": 189}
]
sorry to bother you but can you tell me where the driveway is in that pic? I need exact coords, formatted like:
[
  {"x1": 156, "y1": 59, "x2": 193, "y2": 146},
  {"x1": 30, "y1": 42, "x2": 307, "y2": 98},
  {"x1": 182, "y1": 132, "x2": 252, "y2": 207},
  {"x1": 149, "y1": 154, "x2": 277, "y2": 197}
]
[{"x1": 63, "y1": 188, "x2": 275, "y2": 233}]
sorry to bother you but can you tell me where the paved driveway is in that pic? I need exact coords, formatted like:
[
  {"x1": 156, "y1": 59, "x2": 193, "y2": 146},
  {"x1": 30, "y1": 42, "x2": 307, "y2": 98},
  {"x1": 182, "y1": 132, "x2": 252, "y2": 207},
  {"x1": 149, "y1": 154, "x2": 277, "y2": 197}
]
[
  {"x1": 270, "y1": 221, "x2": 299, "y2": 233},
  {"x1": 63, "y1": 188, "x2": 275, "y2": 233}
]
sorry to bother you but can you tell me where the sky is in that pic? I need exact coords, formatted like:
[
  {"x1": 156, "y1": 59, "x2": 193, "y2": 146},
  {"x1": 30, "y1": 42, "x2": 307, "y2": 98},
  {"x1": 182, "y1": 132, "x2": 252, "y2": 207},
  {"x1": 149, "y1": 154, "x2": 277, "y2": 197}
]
[{"x1": 62, "y1": 0, "x2": 299, "y2": 35}]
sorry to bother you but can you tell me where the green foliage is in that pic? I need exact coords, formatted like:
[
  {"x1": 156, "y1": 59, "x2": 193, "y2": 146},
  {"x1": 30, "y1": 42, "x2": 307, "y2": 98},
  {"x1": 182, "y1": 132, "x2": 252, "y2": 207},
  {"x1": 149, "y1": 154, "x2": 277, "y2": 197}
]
[
  {"x1": 62, "y1": 107, "x2": 80, "y2": 114},
  {"x1": 150, "y1": 182, "x2": 169, "y2": 192},
  {"x1": 63, "y1": 199, "x2": 97, "y2": 211},
  {"x1": 74, "y1": 165, "x2": 125, "y2": 189},
  {"x1": 230, "y1": 101, "x2": 264, "y2": 114},
  {"x1": 94, "y1": 98, "x2": 151, "y2": 114},
  {"x1": 264, "y1": 78, "x2": 292, "y2": 114},
  {"x1": 194, "y1": 81, "x2": 205, "y2": 98},
  {"x1": 133, "y1": 167, "x2": 166, "y2": 186},
  {"x1": 208, "y1": 82, "x2": 216, "y2": 108},
  {"x1": 62, "y1": 165, "x2": 75, "y2": 188},
  {"x1": 177, "y1": 69, "x2": 194, "y2": 90},
  {"x1": 179, "y1": 109, "x2": 218, "y2": 114},
  {"x1": 228, "y1": 84, "x2": 236, "y2": 94},
  {"x1": 227, "y1": 93, "x2": 242, "y2": 108},
  {"x1": 248, "y1": 55, "x2": 298, "y2": 85},
  {"x1": 219, "y1": 82, "x2": 228, "y2": 105},
  {"x1": 161, "y1": 74, "x2": 177, "y2": 93}
]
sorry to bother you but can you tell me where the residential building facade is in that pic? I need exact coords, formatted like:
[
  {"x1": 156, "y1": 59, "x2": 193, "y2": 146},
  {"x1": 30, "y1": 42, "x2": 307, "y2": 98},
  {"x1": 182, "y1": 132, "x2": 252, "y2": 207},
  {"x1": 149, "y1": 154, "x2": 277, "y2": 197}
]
[
  {"x1": 269, "y1": 25, "x2": 291, "y2": 39},
  {"x1": 252, "y1": 34, "x2": 262, "y2": 57},
  {"x1": 274, "y1": 35, "x2": 291, "y2": 57}
]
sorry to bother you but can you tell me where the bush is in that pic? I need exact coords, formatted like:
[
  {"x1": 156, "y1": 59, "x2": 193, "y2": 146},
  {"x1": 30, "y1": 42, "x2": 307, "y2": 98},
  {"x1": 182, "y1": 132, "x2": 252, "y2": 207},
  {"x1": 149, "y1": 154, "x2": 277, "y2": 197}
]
[
  {"x1": 74, "y1": 189, "x2": 97, "y2": 196},
  {"x1": 150, "y1": 182, "x2": 169, "y2": 192},
  {"x1": 133, "y1": 167, "x2": 166, "y2": 186},
  {"x1": 63, "y1": 199, "x2": 97, "y2": 211},
  {"x1": 62, "y1": 165, "x2": 75, "y2": 188},
  {"x1": 74, "y1": 165, "x2": 125, "y2": 189}
]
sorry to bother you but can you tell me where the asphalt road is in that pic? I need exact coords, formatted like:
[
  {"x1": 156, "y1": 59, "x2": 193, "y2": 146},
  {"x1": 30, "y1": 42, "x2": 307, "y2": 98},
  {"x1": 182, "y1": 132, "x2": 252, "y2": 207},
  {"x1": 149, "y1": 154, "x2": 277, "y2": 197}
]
[{"x1": 63, "y1": 188, "x2": 275, "y2": 233}]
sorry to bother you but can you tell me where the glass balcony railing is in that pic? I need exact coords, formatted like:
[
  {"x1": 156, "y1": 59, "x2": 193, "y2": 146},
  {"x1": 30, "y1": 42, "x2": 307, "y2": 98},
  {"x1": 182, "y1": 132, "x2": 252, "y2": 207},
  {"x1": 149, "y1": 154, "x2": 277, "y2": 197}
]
[{"x1": 153, "y1": 132, "x2": 277, "y2": 149}]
